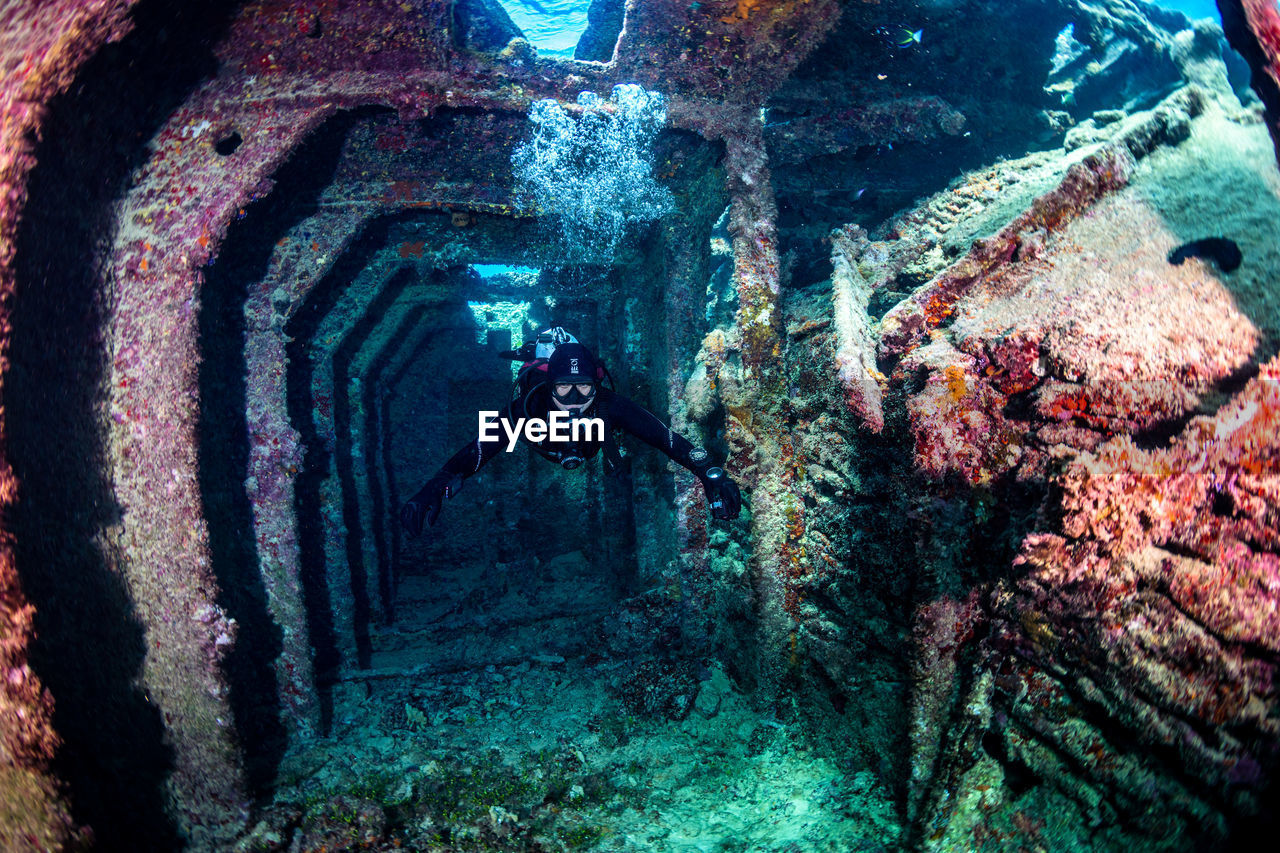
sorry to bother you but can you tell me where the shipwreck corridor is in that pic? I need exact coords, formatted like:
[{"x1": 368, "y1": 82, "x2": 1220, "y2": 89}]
[
  {"x1": 10, "y1": 50, "x2": 753, "y2": 846},
  {"x1": 4, "y1": 1, "x2": 1280, "y2": 852}
]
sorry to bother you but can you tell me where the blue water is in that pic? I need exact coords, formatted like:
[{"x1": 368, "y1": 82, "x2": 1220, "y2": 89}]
[
  {"x1": 491, "y1": 2, "x2": 1236, "y2": 60},
  {"x1": 473, "y1": 264, "x2": 524, "y2": 277},
  {"x1": 495, "y1": 0, "x2": 592, "y2": 57},
  {"x1": 1155, "y1": 1, "x2": 1219, "y2": 18}
]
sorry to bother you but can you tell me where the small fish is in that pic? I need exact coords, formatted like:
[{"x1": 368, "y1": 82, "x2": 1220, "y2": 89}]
[
  {"x1": 854, "y1": 188, "x2": 868, "y2": 201},
  {"x1": 899, "y1": 28, "x2": 923, "y2": 46},
  {"x1": 1167, "y1": 237, "x2": 1242, "y2": 273}
]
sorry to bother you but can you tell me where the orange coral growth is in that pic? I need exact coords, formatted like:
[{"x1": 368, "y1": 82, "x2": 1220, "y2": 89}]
[
  {"x1": 922, "y1": 291, "x2": 956, "y2": 328},
  {"x1": 943, "y1": 364, "x2": 967, "y2": 404},
  {"x1": 721, "y1": 0, "x2": 811, "y2": 25}
]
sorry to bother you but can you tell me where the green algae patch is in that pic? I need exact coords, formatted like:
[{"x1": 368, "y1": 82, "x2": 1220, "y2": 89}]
[
  {"x1": 0, "y1": 766, "x2": 81, "y2": 852},
  {"x1": 254, "y1": 653, "x2": 904, "y2": 851}
]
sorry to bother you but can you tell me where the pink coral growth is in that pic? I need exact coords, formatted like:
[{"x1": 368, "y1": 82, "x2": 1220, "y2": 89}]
[
  {"x1": 0, "y1": 1, "x2": 138, "y2": 848},
  {"x1": 984, "y1": 360, "x2": 1280, "y2": 829},
  {"x1": 880, "y1": 145, "x2": 1136, "y2": 359}
]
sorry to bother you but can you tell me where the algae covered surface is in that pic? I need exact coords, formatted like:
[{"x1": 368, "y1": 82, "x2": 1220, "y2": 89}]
[
  {"x1": 263, "y1": 649, "x2": 899, "y2": 851},
  {"x1": 241, "y1": 81, "x2": 1280, "y2": 845},
  {"x1": 248, "y1": 84, "x2": 1280, "y2": 851}
]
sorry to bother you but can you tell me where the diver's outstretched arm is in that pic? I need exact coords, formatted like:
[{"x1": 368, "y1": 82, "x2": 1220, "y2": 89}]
[
  {"x1": 399, "y1": 402, "x2": 515, "y2": 536},
  {"x1": 604, "y1": 392, "x2": 742, "y2": 520}
]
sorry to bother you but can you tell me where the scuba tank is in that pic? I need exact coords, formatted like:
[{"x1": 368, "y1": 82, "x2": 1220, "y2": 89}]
[
  {"x1": 498, "y1": 326, "x2": 577, "y2": 364},
  {"x1": 501, "y1": 327, "x2": 579, "y2": 419},
  {"x1": 500, "y1": 326, "x2": 614, "y2": 404}
]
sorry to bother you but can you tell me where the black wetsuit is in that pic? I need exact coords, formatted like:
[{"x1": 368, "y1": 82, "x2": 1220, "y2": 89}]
[
  {"x1": 400, "y1": 351, "x2": 742, "y2": 535},
  {"x1": 433, "y1": 383, "x2": 704, "y2": 483}
]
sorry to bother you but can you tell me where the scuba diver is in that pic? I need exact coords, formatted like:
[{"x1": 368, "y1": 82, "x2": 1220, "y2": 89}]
[{"x1": 399, "y1": 327, "x2": 742, "y2": 535}]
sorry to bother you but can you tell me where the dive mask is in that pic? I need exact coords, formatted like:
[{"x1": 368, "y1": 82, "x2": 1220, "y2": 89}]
[{"x1": 551, "y1": 380, "x2": 597, "y2": 414}]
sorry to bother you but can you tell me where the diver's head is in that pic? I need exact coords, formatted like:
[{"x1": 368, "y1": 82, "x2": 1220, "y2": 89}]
[{"x1": 547, "y1": 342, "x2": 599, "y2": 416}]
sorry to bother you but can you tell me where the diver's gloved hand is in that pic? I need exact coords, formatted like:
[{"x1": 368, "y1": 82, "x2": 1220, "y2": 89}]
[
  {"x1": 399, "y1": 474, "x2": 460, "y2": 536},
  {"x1": 698, "y1": 467, "x2": 742, "y2": 520}
]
